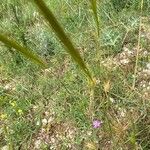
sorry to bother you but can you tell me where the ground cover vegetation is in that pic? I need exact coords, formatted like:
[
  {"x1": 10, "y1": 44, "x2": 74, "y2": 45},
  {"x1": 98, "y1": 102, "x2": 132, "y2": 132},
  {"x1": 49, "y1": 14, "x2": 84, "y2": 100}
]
[{"x1": 0, "y1": 0, "x2": 150, "y2": 149}]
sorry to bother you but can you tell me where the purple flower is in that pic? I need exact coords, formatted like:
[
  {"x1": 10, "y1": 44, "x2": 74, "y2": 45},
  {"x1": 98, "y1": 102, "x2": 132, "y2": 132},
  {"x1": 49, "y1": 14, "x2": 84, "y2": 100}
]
[{"x1": 93, "y1": 120, "x2": 102, "y2": 128}]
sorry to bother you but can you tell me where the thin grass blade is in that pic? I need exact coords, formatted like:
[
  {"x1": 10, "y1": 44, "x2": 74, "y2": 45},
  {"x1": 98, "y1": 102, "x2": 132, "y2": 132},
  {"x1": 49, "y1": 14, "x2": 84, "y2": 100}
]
[
  {"x1": 89, "y1": 0, "x2": 100, "y2": 36},
  {"x1": 0, "y1": 34, "x2": 48, "y2": 68},
  {"x1": 33, "y1": 0, "x2": 93, "y2": 81}
]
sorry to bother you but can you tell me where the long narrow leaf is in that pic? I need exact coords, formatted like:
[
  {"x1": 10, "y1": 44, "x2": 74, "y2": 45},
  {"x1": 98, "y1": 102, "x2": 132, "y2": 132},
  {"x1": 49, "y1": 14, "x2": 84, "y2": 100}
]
[
  {"x1": 89, "y1": 0, "x2": 100, "y2": 36},
  {"x1": 33, "y1": 0, "x2": 93, "y2": 81},
  {"x1": 0, "y1": 34, "x2": 48, "y2": 68}
]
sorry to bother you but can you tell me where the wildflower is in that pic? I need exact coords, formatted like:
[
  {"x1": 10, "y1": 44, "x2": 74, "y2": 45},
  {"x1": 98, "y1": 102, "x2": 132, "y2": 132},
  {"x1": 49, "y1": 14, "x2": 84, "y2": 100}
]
[
  {"x1": 18, "y1": 109, "x2": 23, "y2": 115},
  {"x1": 42, "y1": 118, "x2": 47, "y2": 126},
  {"x1": 4, "y1": 83, "x2": 12, "y2": 91},
  {"x1": 10, "y1": 101, "x2": 17, "y2": 107},
  {"x1": 34, "y1": 140, "x2": 42, "y2": 149},
  {"x1": 93, "y1": 120, "x2": 102, "y2": 128},
  {"x1": 146, "y1": 63, "x2": 150, "y2": 69},
  {"x1": 36, "y1": 121, "x2": 40, "y2": 126},
  {"x1": 1, "y1": 114, "x2": 7, "y2": 120},
  {"x1": 120, "y1": 58, "x2": 129, "y2": 64},
  {"x1": 109, "y1": 97, "x2": 115, "y2": 103},
  {"x1": 118, "y1": 108, "x2": 126, "y2": 117}
]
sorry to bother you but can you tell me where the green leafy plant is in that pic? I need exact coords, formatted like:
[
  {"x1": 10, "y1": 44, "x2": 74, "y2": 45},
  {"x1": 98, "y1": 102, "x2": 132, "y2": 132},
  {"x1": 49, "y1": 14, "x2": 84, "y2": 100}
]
[
  {"x1": 1, "y1": 0, "x2": 150, "y2": 149},
  {"x1": 0, "y1": 0, "x2": 93, "y2": 81}
]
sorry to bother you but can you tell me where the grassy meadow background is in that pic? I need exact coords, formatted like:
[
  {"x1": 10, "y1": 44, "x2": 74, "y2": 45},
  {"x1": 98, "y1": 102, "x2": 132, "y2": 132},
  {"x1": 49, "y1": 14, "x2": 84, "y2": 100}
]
[{"x1": 0, "y1": 0, "x2": 150, "y2": 149}]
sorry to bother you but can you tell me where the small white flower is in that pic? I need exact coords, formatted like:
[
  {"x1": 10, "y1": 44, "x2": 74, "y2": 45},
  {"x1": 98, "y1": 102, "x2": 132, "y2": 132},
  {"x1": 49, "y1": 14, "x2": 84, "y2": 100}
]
[
  {"x1": 147, "y1": 86, "x2": 150, "y2": 90},
  {"x1": 1, "y1": 145, "x2": 9, "y2": 150},
  {"x1": 34, "y1": 140, "x2": 41, "y2": 149},
  {"x1": 143, "y1": 51, "x2": 148, "y2": 56},
  {"x1": 4, "y1": 84, "x2": 12, "y2": 90},
  {"x1": 87, "y1": 131, "x2": 92, "y2": 136},
  {"x1": 120, "y1": 59, "x2": 129, "y2": 64},
  {"x1": 36, "y1": 121, "x2": 40, "y2": 126},
  {"x1": 142, "y1": 84, "x2": 146, "y2": 88},
  {"x1": 146, "y1": 63, "x2": 150, "y2": 69},
  {"x1": 123, "y1": 47, "x2": 129, "y2": 52},
  {"x1": 44, "y1": 111, "x2": 49, "y2": 116},
  {"x1": 42, "y1": 119, "x2": 47, "y2": 126},
  {"x1": 109, "y1": 97, "x2": 115, "y2": 103},
  {"x1": 48, "y1": 117, "x2": 53, "y2": 123},
  {"x1": 51, "y1": 137, "x2": 55, "y2": 143},
  {"x1": 120, "y1": 110, "x2": 126, "y2": 117},
  {"x1": 118, "y1": 108, "x2": 126, "y2": 117}
]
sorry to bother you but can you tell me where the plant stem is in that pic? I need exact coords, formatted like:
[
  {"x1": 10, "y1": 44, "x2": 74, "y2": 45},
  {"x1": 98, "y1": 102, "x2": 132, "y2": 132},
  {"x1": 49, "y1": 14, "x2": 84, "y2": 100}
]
[{"x1": 132, "y1": 0, "x2": 144, "y2": 89}]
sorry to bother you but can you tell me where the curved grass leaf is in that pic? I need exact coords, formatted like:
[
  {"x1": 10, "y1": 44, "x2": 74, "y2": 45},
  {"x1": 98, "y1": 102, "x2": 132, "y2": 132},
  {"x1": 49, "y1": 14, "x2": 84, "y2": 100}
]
[
  {"x1": 89, "y1": 0, "x2": 100, "y2": 36},
  {"x1": 33, "y1": 0, "x2": 93, "y2": 81},
  {"x1": 0, "y1": 34, "x2": 48, "y2": 68}
]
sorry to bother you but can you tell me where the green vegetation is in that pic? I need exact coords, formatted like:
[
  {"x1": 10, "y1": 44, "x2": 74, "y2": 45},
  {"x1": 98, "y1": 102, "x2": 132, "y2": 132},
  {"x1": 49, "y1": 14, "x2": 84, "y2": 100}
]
[{"x1": 0, "y1": 0, "x2": 150, "y2": 149}]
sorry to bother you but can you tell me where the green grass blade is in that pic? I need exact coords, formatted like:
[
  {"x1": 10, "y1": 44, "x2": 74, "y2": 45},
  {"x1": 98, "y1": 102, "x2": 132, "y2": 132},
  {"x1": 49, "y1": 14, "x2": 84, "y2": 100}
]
[
  {"x1": 33, "y1": 0, "x2": 93, "y2": 81},
  {"x1": 89, "y1": 0, "x2": 100, "y2": 36},
  {"x1": 0, "y1": 34, "x2": 48, "y2": 68}
]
